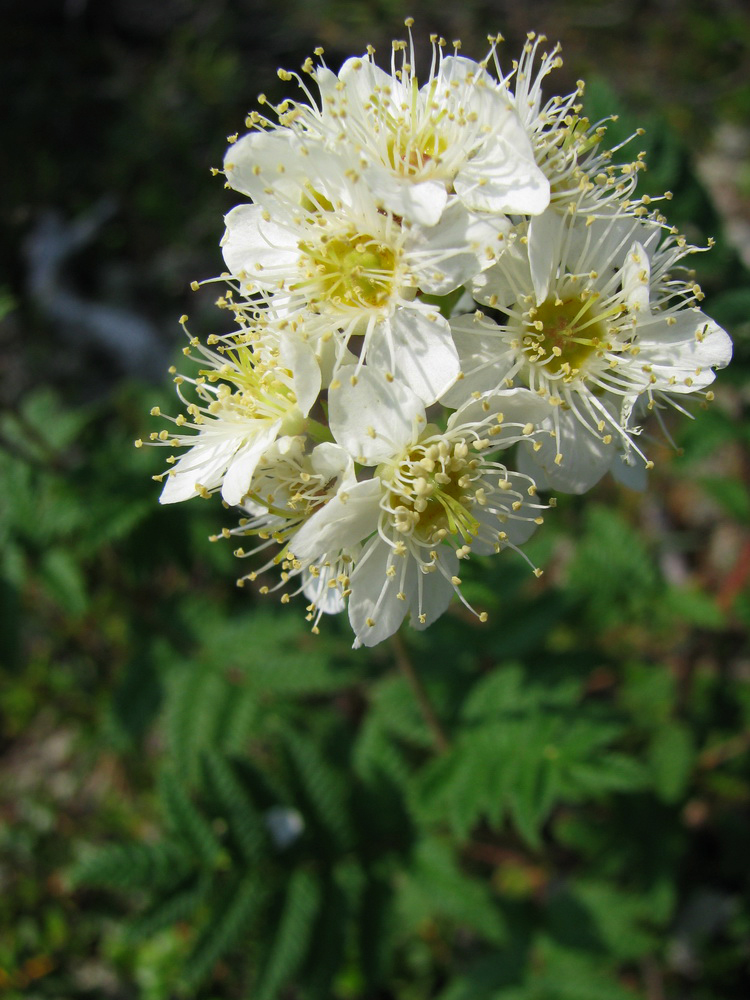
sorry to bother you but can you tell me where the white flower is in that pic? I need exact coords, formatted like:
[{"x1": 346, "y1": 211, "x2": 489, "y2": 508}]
[
  {"x1": 444, "y1": 208, "x2": 732, "y2": 489},
  {"x1": 148, "y1": 335, "x2": 308, "y2": 506},
  {"x1": 495, "y1": 32, "x2": 648, "y2": 224},
  {"x1": 223, "y1": 437, "x2": 362, "y2": 626},
  {"x1": 221, "y1": 145, "x2": 509, "y2": 403},
  {"x1": 289, "y1": 368, "x2": 550, "y2": 646},
  {"x1": 225, "y1": 26, "x2": 549, "y2": 228}
]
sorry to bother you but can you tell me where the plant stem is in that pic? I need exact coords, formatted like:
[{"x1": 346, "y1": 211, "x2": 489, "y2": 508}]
[{"x1": 391, "y1": 631, "x2": 450, "y2": 753}]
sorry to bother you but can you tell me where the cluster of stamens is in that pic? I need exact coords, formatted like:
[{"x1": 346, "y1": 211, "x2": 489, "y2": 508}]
[
  {"x1": 520, "y1": 293, "x2": 612, "y2": 377},
  {"x1": 384, "y1": 436, "x2": 482, "y2": 545}
]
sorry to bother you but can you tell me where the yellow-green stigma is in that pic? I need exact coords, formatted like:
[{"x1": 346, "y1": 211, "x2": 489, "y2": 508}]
[
  {"x1": 522, "y1": 294, "x2": 608, "y2": 376},
  {"x1": 386, "y1": 128, "x2": 448, "y2": 177},
  {"x1": 299, "y1": 233, "x2": 396, "y2": 309}
]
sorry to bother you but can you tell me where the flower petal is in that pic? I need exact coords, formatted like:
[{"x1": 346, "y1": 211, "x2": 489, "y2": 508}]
[
  {"x1": 221, "y1": 421, "x2": 283, "y2": 505},
  {"x1": 348, "y1": 538, "x2": 409, "y2": 647},
  {"x1": 289, "y1": 478, "x2": 382, "y2": 563},
  {"x1": 367, "y1": 307, "x2": 459, "y2": 406},
  {"x1": 329, "y1": 366, "x2": 424, "y2": 464},
  {"x1": 221, "y1": 205, "x2": 298, "y2": 285}
]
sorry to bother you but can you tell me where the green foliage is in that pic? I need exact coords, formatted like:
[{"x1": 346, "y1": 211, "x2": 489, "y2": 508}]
[
  {"x1": 254, "y1": 868, "x2": 322, "y2": 1000},
  {"x1": 4, "y1": 4, "x2": 750, "y2": 997},
  {"x1": 415, "y1": 664, "x2": 647, "y2": 847},
  {"x1": 70, "y1": 841, "x2": 192, "y2": 893}
]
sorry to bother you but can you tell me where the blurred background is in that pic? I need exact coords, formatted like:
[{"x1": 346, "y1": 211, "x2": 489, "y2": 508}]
[{"x1": 2, "y1": 1, "x2": 750, "y2": 997}]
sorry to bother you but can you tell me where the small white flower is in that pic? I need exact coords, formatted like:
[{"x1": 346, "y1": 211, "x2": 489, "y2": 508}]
[
  {"x1": 444, "y1": 208, "x2": 732, "y2": 488},
  {"x1": 225, "y1": 27, "x2": 549, "y2": 227},
  {"x1": 289, "y1": 368, "x2": 550, "y2": 646},
  {"x1": 493, "y1": 31, "x2": 653, "y2": 232},
  {"x1": 223, "y1": 437, "x2": 366, "y2": 630},
  {"x1": 221, "y1": 146, "x2": 509, "y2": 403},
  {"x1": 151, "y1": 336, "x2": 307, "y2": 506}
]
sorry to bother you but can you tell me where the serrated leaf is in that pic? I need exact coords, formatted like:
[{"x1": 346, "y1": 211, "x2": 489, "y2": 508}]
[
  {"x1": 159, "y1": 771, "x2": 222, "y2": 867},
  {"x1": 40, "y1": 548, "x2": 88, "y2": 617},
  {"x1": 399, "y1": 838, "x2": 507, "y2": 945},
  {"x1": 70, "y1": 841, "x2": 191, "y2": 892},
  {"x1": 280, "y1": 725, "x2": 352, "y2": 850},
  {"x1": 201, "y1": 750, "x2": 266, "y2": 865},
  {"x1": 165, "y1": 661, "x2": 230, "y2": 785},
  {"x1": 299, "y1": 878, "x2": 349, "y2": 1000},
  {"x1": 126, "y1": 876, "x2": 209, "y2": 942},
  {"x1": 254, "y1": 868, "x2": 321, "y2": 1000},
  {"x1": 181, "y1": 875, "x2": 260, "y2": 989}
]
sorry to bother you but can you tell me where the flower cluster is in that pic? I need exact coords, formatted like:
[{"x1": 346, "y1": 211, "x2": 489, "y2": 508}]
[{"x1": 141, "y1": 25, "x2": 732, "y2": 647}]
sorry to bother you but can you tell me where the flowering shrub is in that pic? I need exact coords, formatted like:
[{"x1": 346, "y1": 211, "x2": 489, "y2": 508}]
[{"x1": 141, "y1": 25, "x2": 732, "y2": 647}]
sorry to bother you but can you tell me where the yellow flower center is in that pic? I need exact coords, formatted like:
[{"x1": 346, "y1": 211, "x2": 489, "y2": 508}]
[
  {"x1": 299, "y1": 233, "x2": 396, "y2": 310},
  {"x1": 381, "y1": 437, "x2": 480, "y2": 544},
  {"x1": 522, "y1": 294, "x2": 609, "y2": 376}
]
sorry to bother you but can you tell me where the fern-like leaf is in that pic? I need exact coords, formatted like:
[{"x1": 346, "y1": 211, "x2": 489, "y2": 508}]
[
  {"x1": 298, "y1": 877, "x2": 349, "y2": 1000},
  {"x1": 254, "y1": 867, "x2": 322, "y2": 1000},
  {"x1": 159, "y1": 769, "x2": 223, "y2": 867},
  {"x1": 279, "y1": 725, "x2": 353, "y2": 851},
  {"x1": 126, "y1": 875, "x2": 210, "y2": 942},
  {"x1": 181, "y1": 875, "x2": 262, "y2": 989},
  {"x1": 70, "y1": 841, "x2": 191, "y2": 892},
  {"x1": 201, "y1": 749, "x2": 266, "y2": 865}
]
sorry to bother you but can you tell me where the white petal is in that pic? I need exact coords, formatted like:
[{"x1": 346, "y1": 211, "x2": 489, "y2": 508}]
[
  {"x1": 453, "y1": 98, "x2": 550, "y2": 215},
  {"x1": 636, "y1": 312, "x2": 733, "y2": 391},
  {"x1": 302, "y1": 565, "x2": 347, "y2": 615},
  {"x1": 329, "y1": 366, "x2": 423, "y2": 464},
  {"x1": 221, "y1": 205, "x2": 298, "y2": 282},
  {"x1": 221, "y1": 421, "x2": 283, "y2": 505},
  {"x1": 517, "y1": 411, "x2": 615, "y2": 495},
  {"x1": 362, "y1": 169, "x2": 447, "y2": 226},
  {"x1": 622, "y1": 241, "x2": 652, "y2": 316},
  {"x1": 472, "y1": 497, "x2": 538, "y2": 553},
  {"x1": 290, "y1": 479, "x2": 382, "y2": 563},
  {"x1": 450, "y1": 386, "x2": 551, "y2": 438},
  {"x1": 408, "y1": 551, "x2": 458, "y2": 631},
  {"x1": 527, "y1": 210, "x2": 564, "y2": 305},
  {"x1": 224, "y1": 130, "x2": 313, "y2": 203},
  {"x1": 308, "y1": 442, "x2": 355, "y2": 487},
  {"x1": 277, "y1": 335, "x2": 321, "y2": 416},
  {"x1": 337, "y1": 56, "x2": 397, "y2": 117},
  {"x1": 611, "y1": 450, "x2": 648, "y2": 491},
  {"x1": 367, "y1": 307, "x2": 459, "y2": 405},
  {"x1": 406, "y1": 199, "x2": 510, "y2": 294},
  {"x1": 159, "y1": 436, "x2": 241, "y2": 505},
  {"x1": 440, "y1": 315, "x2": 516, "y2": 407},
  {"x1": 348, "y1": 539, "x2": 409, "y2": 647}
]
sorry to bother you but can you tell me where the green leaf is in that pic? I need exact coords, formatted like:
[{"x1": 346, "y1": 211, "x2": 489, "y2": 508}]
[
  {"x1": 663, "y1": 586, "x2": 726, "y2": 630},
  {"x1": 254, "y1": 868, "x2": 322, "y2": 1000},
  {"x1": 182, "y1": 875, "x2": 261, "y2": 989},
  {"x1": 299, "y1": 877, "x2": 349, "y2": 1000},
  {"x1": 279, "y1": 725, "x2": 353, "y2": 851},
  {"x1": 165, "y1": 661, "x2": 231, "y2": 785},
  {"x1": 70, "y1": 841, "x2": 191, "y2": 892},
  {"x1": 201, "y1": 750, "x2": 266, "y2": 865},
  {"x1": 126, "y1": 876, "x2": 209, "y2": 942},
  {"x1": 699, "y1": 475, "x2": 750, "y2": 521},
  {"x1": 649, "y1": 721, "x2": 695, "y2": 803},
  {"x1": 566, "y1": 505, "x2": 660, "y2": 629},
  {"x1": 398, "y1": 838, "x2": 507, "y2": 945},
  {"x1": 40, "y1": 548, "x2": 88, "y2": 617},
  {"x1": 159, "y1": 770, "x2": 223, "y2": 868}
]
